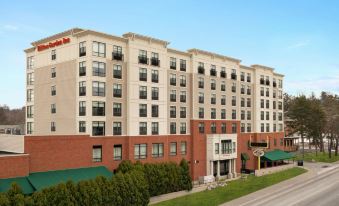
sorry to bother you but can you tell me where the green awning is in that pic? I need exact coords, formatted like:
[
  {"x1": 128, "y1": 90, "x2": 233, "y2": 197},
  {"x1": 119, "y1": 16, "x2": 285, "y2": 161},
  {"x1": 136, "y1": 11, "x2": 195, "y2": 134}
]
[
  {"x1": 241, "y1": 153, "x2": 250, "y2": 161},
  {"x1": 0, "y1": 177, "x2": 35, "y2": 194},
  {"x1": 262, "y1": 149, "x2": 295, "y2": 162},
  {"x1": 28, "y1": 166, "x2": 113, "y2": 191},
  {"x1": 0, "y1": 166, "x2": 113, "y2": 194}
]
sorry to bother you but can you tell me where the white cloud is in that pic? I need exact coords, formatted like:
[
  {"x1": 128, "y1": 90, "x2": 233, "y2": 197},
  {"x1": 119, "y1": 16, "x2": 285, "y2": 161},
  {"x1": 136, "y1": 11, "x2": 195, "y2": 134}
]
[
  {"x1": 285, "y1": 75, "x2": 339, "y2": 96},
  {"x1": 287, "y1": 40, "x2": 310, "y2": 49},
  {"x1": 2, "y1": 24, "x2": 19, "y2": 31}
]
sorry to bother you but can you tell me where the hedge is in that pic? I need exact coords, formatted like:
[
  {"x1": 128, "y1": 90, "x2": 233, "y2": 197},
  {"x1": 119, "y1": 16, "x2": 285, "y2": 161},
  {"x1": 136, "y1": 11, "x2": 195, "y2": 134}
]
[{"x1": 0, "y1": 159, "x2": 192, "y2": 206}]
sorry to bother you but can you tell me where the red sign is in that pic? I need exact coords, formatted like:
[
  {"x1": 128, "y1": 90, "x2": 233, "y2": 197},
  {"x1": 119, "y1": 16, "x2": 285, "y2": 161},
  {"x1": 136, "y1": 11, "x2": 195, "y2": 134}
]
[{"x1": 37, "y1": 37, "x2": 70, "y2": 52}]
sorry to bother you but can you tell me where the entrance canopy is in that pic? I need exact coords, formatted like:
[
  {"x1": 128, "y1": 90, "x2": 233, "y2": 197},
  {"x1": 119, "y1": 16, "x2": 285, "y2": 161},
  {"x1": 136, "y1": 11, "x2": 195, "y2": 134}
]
[{"x1": 262, "y1": 149, "x2": 294, "y2": 162}]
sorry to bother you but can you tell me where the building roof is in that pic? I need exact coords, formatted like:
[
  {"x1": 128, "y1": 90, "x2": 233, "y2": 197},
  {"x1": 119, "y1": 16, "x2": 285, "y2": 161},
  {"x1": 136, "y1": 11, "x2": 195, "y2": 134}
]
[
  {"x1": 0, "y1": 166, "x2": 113, "y2": 194},
  {"x1": 188, "y1": 48, "x2": 241, "y2": 63},
  {"x1": 123, "y1": 32, "x2": 170, "y2": 46}
]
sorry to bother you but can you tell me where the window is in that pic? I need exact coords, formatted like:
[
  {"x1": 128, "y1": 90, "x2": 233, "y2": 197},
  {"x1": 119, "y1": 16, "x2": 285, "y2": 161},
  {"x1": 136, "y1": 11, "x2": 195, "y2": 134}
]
[
  {"x1": 152, "y1": 70, "x2": 159, "y2": 83},
  {"x1": 241, "y1": 98, "x2": 245, "y2": 107},
  {"x1": 199, "y1": 122, "x2": 205, "y2": 133},
  {"x1": 241, "y1": 84, "x2": 245, "y2": 94},
  {"x1": 221, "y1": 95, "x2": 226, "y2": 105},
  {"x1": 79, "y1": 41, "x2": 86, "y2": 57},
  {"x1": 232, "y1": 123, "x2": 237, "y2": 133},
  {"x1": 241, "y1": 123, "x2": 245, "y2": 133},
  {"x1": 51, "y1": 122, "x2": 56, "y2": 132},
  {"x1": 266, "y1": 123, "x2": 270, "y2": 132},
  {"x1": 278, "y1": 79, "x2": 283, "y2": 88},
  {"x1": 170, "y1": 57, "x2": 176, "y2": 69},
  {"x1": 180, "y1": 75, "x2": 186, "y2": 87},
  {"x1": 247, "y1": 111, "x2": 251, "y2": 120},
  {"x1": 113, "y1": 103, "x2": 122, "y2": 116},
  {"x1": 51, "y1": 68, "x2": 56, "y2": 78},
  {"x1": 247, "y1": 86, "x2": 251, "y2": 95},
  {"x1": 220, "y1": 67, "x2": 226, "y2": 78},
  {"x1": 113, "y1": 122, "x2": 122, "y2": 135},
  {"x1": 211, "y1": 79, "x2": 216, "y2": 90},
  {"x1": 198, "y1": 62, "x2": 205, "y2": 74},
  {"x1": 211, "y1": 94, "x2": 216, "y2": 104},
  {"x1": 247, "y1": 123, "x2": 251, "y2": 132},
  {"x1": 113, "y1": 45, "x2": 123, "y2": 61},
  {"x1": 152, "y1": 105, "x2": 159, "y2": 117},
  {"x1": 51, "y1": 86, "x2": 56, "y2": 96},
  {"x1": 180, "y1": 107, "x2": 186, "y2": 118},
  {"x1": 92, "y1": 61, "x2": 106, "y2": 77},
  {"x1": 279, "y1": 124, "x2": 283, "y2": 132},
  {"x1": 113, "y1": 65, "x2": 122, "y2": 79},
  {"x1": 152, "y1": 143, "x2": 164, "y2": 157},
  {"x1": 232, "y1": 109, "x2": 236, "y2": 120},
  {"x1": 261, "y1": 99, "x2": 264, "y2": 108},
  {"x1": 266, "y1": 100, "x2": 270, "y2": 109},
  {"x1": 170, "y1": 73, "x2": 176, "y2": 86},
  {"x1": 151, "y1": 52, "x2": 160, "y2": 66},
  {"x1": 180, "y1": 59, "x2": 186, "y2": 71},
  {"x1": 273, "y1": 90, "x2": 277, "y2": 98},
  {"x1": 79, "y1": 101, "x2": 86, "y2": 116},
  {"x1": 247, "y1": 73, "x2": 251, "y2": 82},
  {"x1": 170, "y1": 142, "x2": 177, "y2": 155},
  {"x1": 215, "y1": 143, "x2": 220, "y2": 154},
  {"x1": 114, "y1": 145, "x2": 122, "y2": 160},
  {"x1": 261, "y1": 111, "x2": 265, "y2": 120},
  {"x1": 79, "y1": 61, "x2": 86, "y2": 76},
  {"x1": 199, "y1": 107, "x2": 204, "y2": 118},
  {"x1": 232, "y1": 82, "x2": 236, "y2": 93},
  {"x1": 221, "y1": 81, "x2": 226, "y2": 91},
  {"x1": 210, "y1": 65, "x2": 217, "y2": 76},
  {"x1": 181, "y1": 141, "x2": 187, "y2": 155},
  {"x1": 266, "y1": 88, "x2": 270, "y2": 97},
  {"x1": 139, "y1": 86, "x2": 147, "y2": 99},
  {"x1": 79, "y1": 81, "x2": 86, "y2": 96},
  {"x1": 92, "y1": 41, "x2": 106, "y2": 57},
  {"x1": 27, "y1": 89, "x2": 34, "y2": 102},
  {"x1": 198, "y1": 92, "x2": 204, "y2": 103},
  {"x1": 221, "y1": 123, "x2": 226, "y2": 133},
  {"x1": 278, "y1": 101, "x2": 283, "y2": 110},
  {"x1": 198, "y1": 77, "x2": 204, "y2": 88},
  {"x1": 152, "y1": 122, "x2": 159, "y2": 135},
  {"x1": 221, "y1": 140, "x2": 232, "y2": 154},
  {"x1": 139, "y1": 122, "x2": 147, "y2": 135},
  {"x1": 51, "y1": 49, "x2": 56, "y2": 60},
  {"x1": 266, "y1": 111, "x2": 270, "y2": 120},
  {"x1": 273, "y1": 124, "x2": 277, "y2": 132},
  {"x1": 241, "y1": 110, "x2": 245, "y2": 120},
  {"x1": 27, "y1": 122, "x2": 33, "y2": 134},
  {"x1": 180, "y1": 91, "x2": 186, "y2": 103},
  {"x1": 273, "y1": 112, "x2": 277, "y2": 120},
  {"x1": 27, "y1": 56, "x2": 34, "y2": 69},
  {"x1": 79, "y1": 121, "x2": 86, "y2": 133},
  {"x1": 51, "y1": 104, "x2": 56, "y2": 114},
  {"x1": 170, "y1": 90, "x2": 176, "y2": 102},
  {"x1": 180, "y1": 122, "x2": 186, "y2": 134},
  {"x1": 261, "y1": 123, "x2": 265, "y2": 132},
  {"x1": 27, "y1": 73, "x2": 34, "y2": 85},
  {"x1": 139, "y1": 68, "x2": 147, "y2": 81},
  {"x1": 278, "y1": 112, "x2": 283, "y2": 121},
  {"x1": 170, "y1": 122, "x2": 176, "y2": 134},
  {"x1": 152, "y1": 87, "x2": 159, "y2": 100},
  {"x1": 139, "y1": 104, "x2": 147, "y2": 117},
  {"x1": 211, "y1": 108, "x2": 216, "y2": 119},
  {"x1": 211, "y1": 122, "x2": 216, "y2": 133},
  {"x1": 92, "y1": 145, "x2": 102, "y2": 162},
  {"x1": 240, "y1": 72, "x2": 245, "y2": 81},
  {"x1": 92, "y1": 81, "x2": 105, "y2": 97},
  {"x1": 113, "y1": 84, "x2": 122, "y2": 98},
  {"x1": 231, "y1": 69, "x2": 237, "y2": 80},
  {"x1": 26, "y1": 106, "x2": 34, "y2": 118},
  {"x1": 247, "y1": 98, "x2": 251, "y2": 107},
  {"x1": 92, "y1": 101, "x2": 105, "y2": 116},
  {"x1": 135, "y1": 144, "x2": 147, "y2": 159},
  {"x1": 138, "y1": 50, "x2": 148, "y2": 64}
]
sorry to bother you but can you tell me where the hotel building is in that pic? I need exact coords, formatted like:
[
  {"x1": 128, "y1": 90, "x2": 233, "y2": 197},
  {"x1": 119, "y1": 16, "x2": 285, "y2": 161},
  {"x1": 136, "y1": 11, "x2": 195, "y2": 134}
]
[{"x1": 21, "y1": 28, "x2": 287, "y2": 181}]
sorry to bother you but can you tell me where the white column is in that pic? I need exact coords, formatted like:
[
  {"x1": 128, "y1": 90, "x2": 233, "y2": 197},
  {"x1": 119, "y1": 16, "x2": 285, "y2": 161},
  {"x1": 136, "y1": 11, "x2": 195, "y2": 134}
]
[
  {"x1": 210, "y1": 161, "x2": 214, "y2": 176},
  {"x1": 217, "y1": 161, "x2": 220, "y2": 177},
  {"x1": 233, "y1": 159, "x2": 237, "y2": 177},
  {"x1": 228, "y1": 160, "x2": 233, "y2": 178}
]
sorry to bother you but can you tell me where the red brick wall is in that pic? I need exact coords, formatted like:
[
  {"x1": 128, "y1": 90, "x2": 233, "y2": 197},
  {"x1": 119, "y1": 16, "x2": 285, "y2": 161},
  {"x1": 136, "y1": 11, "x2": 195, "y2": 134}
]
[{"x1": 0, "y1": 154, "x2": 29, "y2": 178}]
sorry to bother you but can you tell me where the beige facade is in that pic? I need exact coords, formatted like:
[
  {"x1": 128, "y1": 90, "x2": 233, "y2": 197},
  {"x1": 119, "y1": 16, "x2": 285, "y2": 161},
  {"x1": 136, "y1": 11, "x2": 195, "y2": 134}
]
[{"x1": 25, "y1": 28, "x2": 284, "y2": 136}]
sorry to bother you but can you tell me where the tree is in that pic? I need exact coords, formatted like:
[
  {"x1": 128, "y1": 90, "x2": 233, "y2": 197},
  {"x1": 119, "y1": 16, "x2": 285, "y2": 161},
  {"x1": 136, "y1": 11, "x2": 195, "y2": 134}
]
[
  {"x1": 180, "y1": 159, "x2": 192, "y2": 191},
  {"x1": 6, "y1": 183, "x2": 25, "y2": 206},
  {"x1": 0, "y1": 193, "x2": 10, "y2": 206}
]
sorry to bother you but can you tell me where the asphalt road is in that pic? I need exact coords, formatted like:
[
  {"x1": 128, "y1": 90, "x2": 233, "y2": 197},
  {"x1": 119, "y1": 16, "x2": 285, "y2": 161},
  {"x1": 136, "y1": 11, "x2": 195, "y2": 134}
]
[{"x1": 222, "y1": 164, "x2": 339, "y2": 206}]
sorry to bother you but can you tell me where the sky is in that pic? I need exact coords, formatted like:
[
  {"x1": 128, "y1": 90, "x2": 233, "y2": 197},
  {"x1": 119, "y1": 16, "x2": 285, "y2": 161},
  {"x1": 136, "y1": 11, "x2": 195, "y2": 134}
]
[{"x1": 0, "y1": 0, "x2": 339, "y2": 108}]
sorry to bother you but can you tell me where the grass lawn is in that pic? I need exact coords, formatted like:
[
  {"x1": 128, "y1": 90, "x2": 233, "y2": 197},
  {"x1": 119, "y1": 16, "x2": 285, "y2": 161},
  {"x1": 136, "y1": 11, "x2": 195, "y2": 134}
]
[
  {"x1": 295, "y1": 152, "x2": 339, "y2": 163},
  {"x1": 153, "y1": 167, "x2": 307, "y2": 206}
]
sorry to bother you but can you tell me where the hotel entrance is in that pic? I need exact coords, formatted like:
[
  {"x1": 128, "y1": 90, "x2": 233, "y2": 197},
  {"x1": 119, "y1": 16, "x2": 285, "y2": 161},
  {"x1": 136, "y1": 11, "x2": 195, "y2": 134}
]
[{"x1": 213, "y1": 160, "x2": 229, "y2": 176}]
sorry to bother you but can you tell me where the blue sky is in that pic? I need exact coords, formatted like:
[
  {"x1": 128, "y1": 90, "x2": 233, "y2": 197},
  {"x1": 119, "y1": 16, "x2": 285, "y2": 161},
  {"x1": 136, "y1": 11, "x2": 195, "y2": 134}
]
[{"x1": 1, "y1": 0, "x2": 339, "y2": 108}]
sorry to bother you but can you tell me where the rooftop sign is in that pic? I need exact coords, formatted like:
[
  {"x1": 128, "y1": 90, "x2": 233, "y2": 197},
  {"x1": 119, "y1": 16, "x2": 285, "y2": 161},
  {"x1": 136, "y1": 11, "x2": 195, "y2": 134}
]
[{"x1": 37, "y1": 37, "x2": 70, "y2": 52}]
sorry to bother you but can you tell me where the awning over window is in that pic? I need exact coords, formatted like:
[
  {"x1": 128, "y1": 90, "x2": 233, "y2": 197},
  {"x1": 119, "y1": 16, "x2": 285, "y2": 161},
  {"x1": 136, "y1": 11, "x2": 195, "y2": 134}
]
[
  {"x1": 241, "y1": 153, "x2": 250, "y2": 161},
  {"x1": 0, "y1": 166, "x2": 113, "y2": 194},
  {"x1": 262, "y1": 149, "x2": 294, "y2": 162}
]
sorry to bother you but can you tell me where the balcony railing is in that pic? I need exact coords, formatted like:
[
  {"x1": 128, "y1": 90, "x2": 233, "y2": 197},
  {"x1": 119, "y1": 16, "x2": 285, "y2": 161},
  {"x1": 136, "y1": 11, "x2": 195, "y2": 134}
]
[
  {"x1": 113, "y1": 52, "x2": 124, "y2": 61},
  {"x1": 138, "y1": 56, "x2": 148, "y2": 64},
  {"x1": 151, "y1": 58, "x2": 160, "y2": 66},
  {"x1": 210, "y1": 69, "x2": 217, "y2": 76}
]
